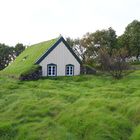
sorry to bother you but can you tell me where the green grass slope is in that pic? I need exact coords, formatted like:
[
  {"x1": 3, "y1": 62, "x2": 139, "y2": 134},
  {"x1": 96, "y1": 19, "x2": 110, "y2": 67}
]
[
  {"x1": 0, "y1": 71, "x2": 140, "y2": 140},
  {"x1": 2, "y1": 38, "x2": 59, "y2": 77}
]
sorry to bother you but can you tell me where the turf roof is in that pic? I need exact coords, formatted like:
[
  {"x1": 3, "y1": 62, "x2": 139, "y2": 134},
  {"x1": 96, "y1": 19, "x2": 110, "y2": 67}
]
[{"x1": 3, "y1": 37, "x2": 59, "y2": 76}]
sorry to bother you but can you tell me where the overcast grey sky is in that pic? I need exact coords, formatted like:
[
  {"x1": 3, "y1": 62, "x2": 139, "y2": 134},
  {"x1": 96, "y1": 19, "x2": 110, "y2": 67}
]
[{"x1": 0, "y1": 0, "x2": 139, "y2": 46}]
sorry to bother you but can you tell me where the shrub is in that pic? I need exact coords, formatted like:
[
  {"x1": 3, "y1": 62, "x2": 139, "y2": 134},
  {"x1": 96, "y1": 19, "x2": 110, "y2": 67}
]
[
  {"x1": 19, "y1": 65, "x2": 42, "y2": 81},
  {"x1": 81, "y1": 65, "x2": 96, "y2": 74},
  {"x1": 129, "y1": 60, "x2": 140, "y2": 65},
  {"x1": 98, "y1": 48, "x2": 129, "y2": 79}
]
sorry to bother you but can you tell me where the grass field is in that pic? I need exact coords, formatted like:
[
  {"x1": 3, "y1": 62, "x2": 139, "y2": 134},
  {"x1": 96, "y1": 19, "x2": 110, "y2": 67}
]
[{"x1": 0, "y1": 71, "x2": 140, "y2": 140}]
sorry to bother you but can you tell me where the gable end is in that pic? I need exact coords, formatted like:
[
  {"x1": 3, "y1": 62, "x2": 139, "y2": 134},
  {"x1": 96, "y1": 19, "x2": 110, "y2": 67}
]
[{"x1": 35, "y1": 37, "x2": 82, "y2": 64}]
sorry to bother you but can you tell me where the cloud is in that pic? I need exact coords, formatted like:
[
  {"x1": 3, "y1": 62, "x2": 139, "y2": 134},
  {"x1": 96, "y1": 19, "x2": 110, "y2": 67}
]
[{"x1": 0, "y1": 0, "x2": 139, "y2": 45}]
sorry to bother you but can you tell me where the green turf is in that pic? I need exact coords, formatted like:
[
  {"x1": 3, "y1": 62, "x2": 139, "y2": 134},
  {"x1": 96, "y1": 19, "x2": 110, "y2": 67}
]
[
  {"x1": 0, "y1": 71, "x2": 140, "y2": 139},
  {"x1": 2, "y1": 37, "x2": 59, "y2": 77}
]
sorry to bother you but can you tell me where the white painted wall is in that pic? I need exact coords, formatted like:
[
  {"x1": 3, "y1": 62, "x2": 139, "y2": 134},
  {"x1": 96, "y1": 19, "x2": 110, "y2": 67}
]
[{"x1": 39, "y1": 41, "x2": 80, "y2": 76}]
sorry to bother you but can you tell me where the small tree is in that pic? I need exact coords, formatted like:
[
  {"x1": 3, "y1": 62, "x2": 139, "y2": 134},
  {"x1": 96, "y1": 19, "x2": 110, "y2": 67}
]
[
  {"x1": 0, "y1": 44, "x2": 15, "y2": 70},
  {"x1": 14, "y1": 43, "x2": 25, "y2": 56},
  {"x1": 119, "y1": 20, "x2": 140, "y2": 59},
  {"x1": 98, "y1": 48, "x2": 129, "y2": 79},
  {"x1": 66, "y1": 37, "x2": 87, "y2": 63}
]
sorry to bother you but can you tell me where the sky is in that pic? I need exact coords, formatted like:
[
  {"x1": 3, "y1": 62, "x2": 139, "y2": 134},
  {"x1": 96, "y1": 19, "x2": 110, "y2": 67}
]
[{"x1": 0, "y1": 0, "x2": 139, "y2": 46}]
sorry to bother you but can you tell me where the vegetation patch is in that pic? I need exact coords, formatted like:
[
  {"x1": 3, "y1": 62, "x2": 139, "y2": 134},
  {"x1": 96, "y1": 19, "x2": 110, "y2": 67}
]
[
  {"x1": 0, "y1": 71, "x2": 140, "y2": 139},
  {"x1": 1, "y1": 38, "x2": 58, "y2": 77}
]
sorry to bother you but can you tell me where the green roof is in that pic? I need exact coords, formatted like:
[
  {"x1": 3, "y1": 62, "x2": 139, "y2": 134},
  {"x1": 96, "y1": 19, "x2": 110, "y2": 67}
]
[{"x1": 2, "y1": 37, "x2": 59, "y2": 77}]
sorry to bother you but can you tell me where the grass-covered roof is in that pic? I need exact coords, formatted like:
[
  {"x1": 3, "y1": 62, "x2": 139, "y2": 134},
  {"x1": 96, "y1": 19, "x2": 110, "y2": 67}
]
[{"x1": 2, "y1": 37, "x2": 59, "y2": 77}]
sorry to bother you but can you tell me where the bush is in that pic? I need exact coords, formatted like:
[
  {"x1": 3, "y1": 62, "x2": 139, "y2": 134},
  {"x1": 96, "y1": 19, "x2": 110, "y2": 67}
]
[
  {"x1": 129, "y1": 60, "x2": 140, "y2": 65},
  {"x1": 19, "y1": 65, "x2": 42, "y2": 81},
  {"x1": 98, "y1": 48, "x2": 129, "y2": 79},
  {"x1": 81, "y1": 65, "x2": 96, "y2": 74}
]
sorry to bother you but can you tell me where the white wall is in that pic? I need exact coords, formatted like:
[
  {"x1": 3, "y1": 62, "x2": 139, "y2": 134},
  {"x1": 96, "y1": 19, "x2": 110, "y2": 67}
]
[{"x1": 39, "y1": 41, "x2": 80, "y2": 76}]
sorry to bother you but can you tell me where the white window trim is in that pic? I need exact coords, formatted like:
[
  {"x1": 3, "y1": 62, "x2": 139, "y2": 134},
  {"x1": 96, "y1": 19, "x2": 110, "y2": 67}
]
[
  {"x1": 47, "y1": 64, "x2": 57, "y2": 76},
  {"x1": 66, "y1": 65, "x2": 74, "y2": 76}
]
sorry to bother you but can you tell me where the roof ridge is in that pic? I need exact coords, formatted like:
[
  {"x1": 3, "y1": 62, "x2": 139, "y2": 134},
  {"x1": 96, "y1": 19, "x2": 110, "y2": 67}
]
[
  {"x1": 30, "y1": 37, "x2": 60, "y2": 47},
  {"x1": 35, "y1": 36, "x2": 82, "y2": 64}
]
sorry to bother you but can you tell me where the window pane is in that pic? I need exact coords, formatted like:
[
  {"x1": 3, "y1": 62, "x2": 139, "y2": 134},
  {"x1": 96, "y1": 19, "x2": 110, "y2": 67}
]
[
  {"x1": 66, "y1": 65, "x2": 73, "y2": 76},
  {"x1": 66, "y1": 67, "x2": 69, "y2": 71},
  {"x1": 48, "y1": 65, "x2": 56, "y2": 76},
  {"x1": 48, "y1": 66, "x2": 51, "y2": 75},
  {"x1": 52, "y1": 70, "x2": 55, "y2": 75}
]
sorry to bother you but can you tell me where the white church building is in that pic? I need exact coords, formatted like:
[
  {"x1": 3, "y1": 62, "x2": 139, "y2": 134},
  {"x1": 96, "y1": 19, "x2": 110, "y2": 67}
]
[{"x1": 35, "y1": 36, "x2": 82, "y2": 77}]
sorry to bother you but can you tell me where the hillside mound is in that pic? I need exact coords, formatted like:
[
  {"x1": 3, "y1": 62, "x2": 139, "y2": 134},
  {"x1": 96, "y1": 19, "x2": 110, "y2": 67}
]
[
  {"x1": 0, "y1": 71, "x2": 140, "y2": 139},
  {"x1": 2, "y1": 38, "x2": 59, "y2": 77}
]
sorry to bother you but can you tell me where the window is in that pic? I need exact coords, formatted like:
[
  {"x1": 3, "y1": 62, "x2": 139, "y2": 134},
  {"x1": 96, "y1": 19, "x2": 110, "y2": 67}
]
[
  {"x1": 66, "y1": 65, "x2": 74, "y2": 76},
  {"x1": 47, "y1": 64, "x2": 57, "y2": 76}
]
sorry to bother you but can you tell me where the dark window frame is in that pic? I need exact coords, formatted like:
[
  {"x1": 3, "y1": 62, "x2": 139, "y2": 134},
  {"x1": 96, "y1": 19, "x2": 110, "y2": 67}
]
[
  {"x1": 65, "y1": 64, "x2": 74, "y2": 76},
  {"x1": 47, "y1": 63, "x2": 57, "y2": 76}
]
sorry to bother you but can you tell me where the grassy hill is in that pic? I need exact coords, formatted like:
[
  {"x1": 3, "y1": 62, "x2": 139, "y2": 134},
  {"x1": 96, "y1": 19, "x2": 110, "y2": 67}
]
[
  {"x1": 0, "y1": 71, "x2": 140, "y2": 140},
  {"x1": 2, "y1": 38, "x2": 59, "y2": 77}
]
